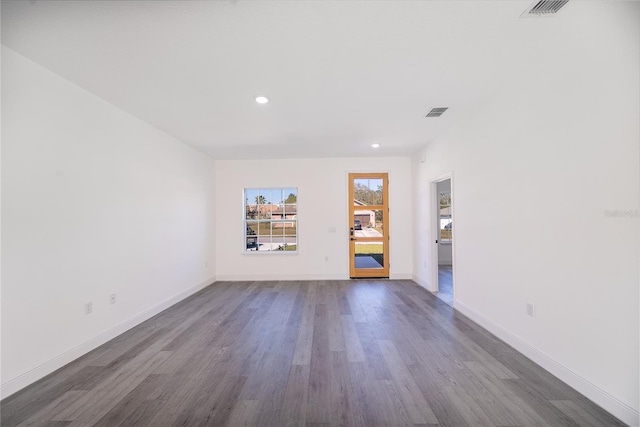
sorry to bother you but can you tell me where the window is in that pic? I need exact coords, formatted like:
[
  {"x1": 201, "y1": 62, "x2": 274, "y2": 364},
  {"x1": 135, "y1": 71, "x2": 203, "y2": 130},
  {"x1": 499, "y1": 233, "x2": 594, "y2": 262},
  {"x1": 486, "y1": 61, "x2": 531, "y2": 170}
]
[
  {"x1": 439, "y1": 192, "x2": 452, "y2": 243},
  {"x1": 244, "y1": 188, "x2": 298, "y2": 252}
]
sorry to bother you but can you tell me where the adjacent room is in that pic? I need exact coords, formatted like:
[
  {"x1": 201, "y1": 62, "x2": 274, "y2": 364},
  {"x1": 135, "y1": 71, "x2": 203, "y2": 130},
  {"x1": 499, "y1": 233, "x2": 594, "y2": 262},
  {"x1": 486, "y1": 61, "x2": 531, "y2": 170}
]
[{"x1": 2, "y1": 1, "x2": 638, "y2": 426}]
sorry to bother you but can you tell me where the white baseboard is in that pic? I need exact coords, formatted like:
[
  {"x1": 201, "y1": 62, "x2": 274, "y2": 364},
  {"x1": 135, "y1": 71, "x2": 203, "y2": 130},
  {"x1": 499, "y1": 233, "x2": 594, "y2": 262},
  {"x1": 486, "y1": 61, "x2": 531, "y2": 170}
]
[
  {"x1": 215, "y1": 274, "x2": 347, "y2": 281},
  {"x1": 390, "y1": 273, "x2": 413, "y2": 280},
  {"x1": 412, "y1": 274, "x2": 429, "y2": 290},
  {"x1": 216, "y1": 273, "x2": 414, "y2": 281},
  {"x1": 454, "y1": 300, "x2": 639, "y2": 427},
  {"x1": 1, "y1": 277, "x2": 216, "y2": 400}
]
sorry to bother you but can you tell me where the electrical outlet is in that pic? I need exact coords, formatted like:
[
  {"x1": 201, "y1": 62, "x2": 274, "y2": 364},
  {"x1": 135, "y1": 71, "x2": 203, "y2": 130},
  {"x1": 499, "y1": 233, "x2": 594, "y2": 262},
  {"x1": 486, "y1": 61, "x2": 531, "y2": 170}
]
[
  {"x1": 110, "y1": 294, "x2": 116, "y2": 305},
  {"x1": 85, "y1": 302, "x2": 93, "y2": 315},
  {"x1": 527, "y1": 302, "x2": 535, "y2": 317}
]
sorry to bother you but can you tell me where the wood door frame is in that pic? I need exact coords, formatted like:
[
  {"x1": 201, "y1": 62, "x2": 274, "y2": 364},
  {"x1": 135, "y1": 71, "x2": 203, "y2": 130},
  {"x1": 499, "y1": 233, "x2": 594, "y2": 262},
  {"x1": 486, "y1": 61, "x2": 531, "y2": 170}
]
[{"x1": 348, "y1": 172, "x2": 390, "y2": 278}]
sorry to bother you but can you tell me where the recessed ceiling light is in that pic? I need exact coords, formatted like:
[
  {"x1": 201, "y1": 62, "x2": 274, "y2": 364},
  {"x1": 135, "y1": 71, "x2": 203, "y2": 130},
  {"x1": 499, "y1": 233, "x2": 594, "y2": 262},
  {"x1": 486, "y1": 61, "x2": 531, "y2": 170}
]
[
  {"x1": 255, "y1": 96, "x2": 269, "y2": 104},
  {"x1": 371, "y1": 143, "x2": 380, "y2": 148}
]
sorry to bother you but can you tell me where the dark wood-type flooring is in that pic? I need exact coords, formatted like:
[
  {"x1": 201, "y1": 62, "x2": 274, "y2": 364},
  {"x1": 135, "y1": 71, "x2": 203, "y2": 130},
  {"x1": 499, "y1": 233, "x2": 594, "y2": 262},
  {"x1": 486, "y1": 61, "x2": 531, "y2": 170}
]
[
  {"x1": 437, "y1": 266, "x2": 453, "y2": 307},
  {"x1": 2, "y1": 280, "x2": 626, "y2": 426}
]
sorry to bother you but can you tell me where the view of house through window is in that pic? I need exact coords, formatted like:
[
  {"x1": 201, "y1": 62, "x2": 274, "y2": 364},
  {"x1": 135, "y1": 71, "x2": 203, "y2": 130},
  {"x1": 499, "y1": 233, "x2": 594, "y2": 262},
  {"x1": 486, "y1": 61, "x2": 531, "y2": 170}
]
[
  {"x1": 439, "y1": 192, "x2": 452, "y2": 243},
  {"x1": 244, "y1": 188, "x2": 298, "y2": 252}
]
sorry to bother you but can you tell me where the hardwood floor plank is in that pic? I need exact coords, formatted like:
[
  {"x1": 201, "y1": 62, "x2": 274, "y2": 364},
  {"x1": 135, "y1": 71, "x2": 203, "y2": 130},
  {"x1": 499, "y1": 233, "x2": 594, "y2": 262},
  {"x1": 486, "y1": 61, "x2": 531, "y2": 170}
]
[
  {"x1": 306, "y1": 304, "x2": 331, "y2": 425},
  {"x1": 91, "y1": 374, "x2": 169, "y2": 427},
  {"x1": 293, "y1": 282, "x2": 317, "y2": 366},
  {"x1": 227, "y1": 399, "x2": 260, "y2": 427},
  {"x1": 195, "y1": 374, "x2": 248, "y2": 426},
  {"x1": 219, "y1": 291, "x2": 280, "y2": 367},
  {"x1": 255, "y1": 282, "x2": 301, "y2": 357},
  {"x1": 502, "y1": 379, "x2": 581, "y2": 427},
  {"x1": 498, "y1": 351, "x2": 582, "y2": 401},
  {"x1": 347, "y1": 361, "x2": 385, "y2": 427},
  {"x1": 410, "y1": 338, "x2": 473, "y2": 388},
  {"x1": 335, "y1": 284, "x2": 352, "y2": 316},
  {"x1": 407, "y1": 365, "x2": 471, "y2": 427},
  {"x1": 30, "y1": 422, "x2": 72, "y2": 427},
  {"x1": 315, "y1": 281, "x2": 329, "y2": 305},
  {"x1": 329, "y1": 351, "x2": 366, "y2": 427},
  {"x1": 464, "y1": 360, "x2": 547, "y2": 426},
  {"x1": 353, "y1": 321, "x2": 392, "y2": 381},
  {"x1": 551, "y1": 399, "x2": 627, "y2": 427},
  {"x1": 115, "y1": 398, "x2": 165, "y2": 427},
  {"x1": 372, "y1": 379, "x2": 416, "y2": 426},
  {"x1": 344, "y1": 286, "x2": 367, "y2": 323},
  {"x1": 253, "y1": 356, "x2": 296, "y2": 426},
  {"x1": 457, "y1": 336, "x2": 519, "y2": 380},
  {"x1": 140, "y1": 371, "x2": 208, "y2": 424},
  {"x1": 377, "y1": 339, "x2": 439, "y2": 424},
  {"x1": 281, "y1": 364, "x2": 310, "y2": 427},
  {"x1": 443, "y1": 384, "x2": 495, "y2": 427},
  {"x1": 2, "y1": 280, "x2": 626, "y2": 427},
  {"x1": 54, "y1": 350, "x2": 172, "y2": 425},
  {"x1": 15, "y1": 391, "x2": 85, "y2": 427},
  {"x1": 327, "y1": 284, "x2": 347, "y2": 352},
  {"x1": 340, "y1": 315, "x2": 366, "y2": 363},
  {"x1": 1, "y1": 367, "x2": 86, "y2": 426}
]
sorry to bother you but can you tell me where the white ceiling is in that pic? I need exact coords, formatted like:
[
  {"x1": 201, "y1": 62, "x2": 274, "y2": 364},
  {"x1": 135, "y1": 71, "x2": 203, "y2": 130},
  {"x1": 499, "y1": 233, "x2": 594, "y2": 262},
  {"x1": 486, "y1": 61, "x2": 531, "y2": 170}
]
[{"x1": 1, "y1": 1, "x2": 597, "y2": 159}]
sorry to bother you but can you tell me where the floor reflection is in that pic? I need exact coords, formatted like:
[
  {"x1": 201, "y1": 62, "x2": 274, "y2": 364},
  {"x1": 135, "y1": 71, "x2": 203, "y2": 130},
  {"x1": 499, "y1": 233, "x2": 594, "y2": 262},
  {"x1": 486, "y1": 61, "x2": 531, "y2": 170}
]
[{"x1": 437, "y1": 265, "x2": 453, "y2": 306}]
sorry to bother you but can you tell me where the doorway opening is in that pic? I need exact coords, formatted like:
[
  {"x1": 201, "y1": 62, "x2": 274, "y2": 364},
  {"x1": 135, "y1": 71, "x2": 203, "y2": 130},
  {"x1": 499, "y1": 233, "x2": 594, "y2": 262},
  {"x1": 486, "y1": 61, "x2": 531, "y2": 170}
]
[
  {"x1": 434, "y1": 177, "x2": 454, "y2": 305},
  {"x1": 348, "y1": 173, "x2": 389, "y2": 278}
]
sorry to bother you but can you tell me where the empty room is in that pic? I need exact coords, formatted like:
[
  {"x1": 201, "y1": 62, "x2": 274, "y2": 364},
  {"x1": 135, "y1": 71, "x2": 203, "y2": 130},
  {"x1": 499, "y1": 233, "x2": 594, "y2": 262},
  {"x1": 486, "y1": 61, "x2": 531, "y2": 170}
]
[{"x1": 1, "y1": 1, "x2": 638, "y2": 426}]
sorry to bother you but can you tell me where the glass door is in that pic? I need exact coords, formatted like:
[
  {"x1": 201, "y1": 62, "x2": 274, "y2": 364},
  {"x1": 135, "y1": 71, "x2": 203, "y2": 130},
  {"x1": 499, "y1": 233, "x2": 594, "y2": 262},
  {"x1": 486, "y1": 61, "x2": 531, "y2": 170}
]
[{"x1": 349, "y1": 173, "x2": 389, "y2": 278}]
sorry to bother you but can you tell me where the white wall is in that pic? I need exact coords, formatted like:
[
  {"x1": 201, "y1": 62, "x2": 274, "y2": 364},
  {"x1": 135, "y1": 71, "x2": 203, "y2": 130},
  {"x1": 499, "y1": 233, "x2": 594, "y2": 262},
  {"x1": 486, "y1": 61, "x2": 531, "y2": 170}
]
[
  {"x1": 437, "y1": 245, "x2": 452, "y2": 266},
  {"x1": 413, "y1": 3, "x2": 639, "y2": 424},
  {"x1": 215, "y1": 157, "x2": 412, "y2": 281},
  {"x1": 1, "y1": 47, "x2": 216, "y2": 397}
]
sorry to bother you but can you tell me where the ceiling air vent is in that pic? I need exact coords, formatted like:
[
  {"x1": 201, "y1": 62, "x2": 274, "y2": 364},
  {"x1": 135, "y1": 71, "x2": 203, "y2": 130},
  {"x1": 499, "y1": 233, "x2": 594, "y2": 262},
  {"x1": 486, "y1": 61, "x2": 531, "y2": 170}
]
[
  {"x1": 426, "y1": 107, "x2": 448, "y2": 118},
  {"x1": 524, "y1": 0, "x2": 569, "y2": 16}
]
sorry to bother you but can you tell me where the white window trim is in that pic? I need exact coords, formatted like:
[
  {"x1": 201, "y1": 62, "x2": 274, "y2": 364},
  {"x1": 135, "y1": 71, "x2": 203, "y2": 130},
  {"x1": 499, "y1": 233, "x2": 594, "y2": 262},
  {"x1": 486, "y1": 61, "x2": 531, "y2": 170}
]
[{"x1": 243, "y1": 187, "x2": 299, "y2": 254}]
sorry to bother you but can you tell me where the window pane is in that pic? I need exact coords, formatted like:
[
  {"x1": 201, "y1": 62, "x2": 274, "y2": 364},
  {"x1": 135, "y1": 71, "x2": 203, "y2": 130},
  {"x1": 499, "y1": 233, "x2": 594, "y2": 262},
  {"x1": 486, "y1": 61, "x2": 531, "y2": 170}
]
[
  {"x1": 246, "y1": 205, "x2": 259, "y2": 220},
  {"x1": 439, "y1": 192, "x2": 452, "y2": 243},
  {"x1": 245, "y1": 189, "x2": 259, "y2": 205},
  {"x1": 257, "y1": 235, "x2": 271, "y2": 251},
  {"x1": 246, "y1": 221, "x2": 259, "y2": 250},
  {"x1": 271, "y1": 188, "x2": 284, "y2": 205},
  {"x1": 353, "y1": 178, "x2": 383, "y2": 206},
  {"x1": 354, "y1": 242, "x2": 384, "y2": 269},
  {"x1": 256, "y1": 189, "x2": 268, "y2": 205},
  {"x1": 284, "y1": 221, "x2": 297, "y2": 236},
  {"x1": 246, "y1": 237, "x2": 258, "y2": 251},
  {"x1": 256, "y1": 221, "x2": 271, "y2": 236},
  {"x1": 246, "y1": 221, "x2": 258, "y2": 234},
  {"x1": 258, "y1": 206, "x2": 272, "y2": 219},
  {"x1": 353, "y1": 209, "x2": 383, "y2": 237},
  {"x1": 272, "y1": 225, "x2": 285, "y2": 249},
  {"x1": 283, "y1": 188, "x2": 297, "y2": 204}
]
